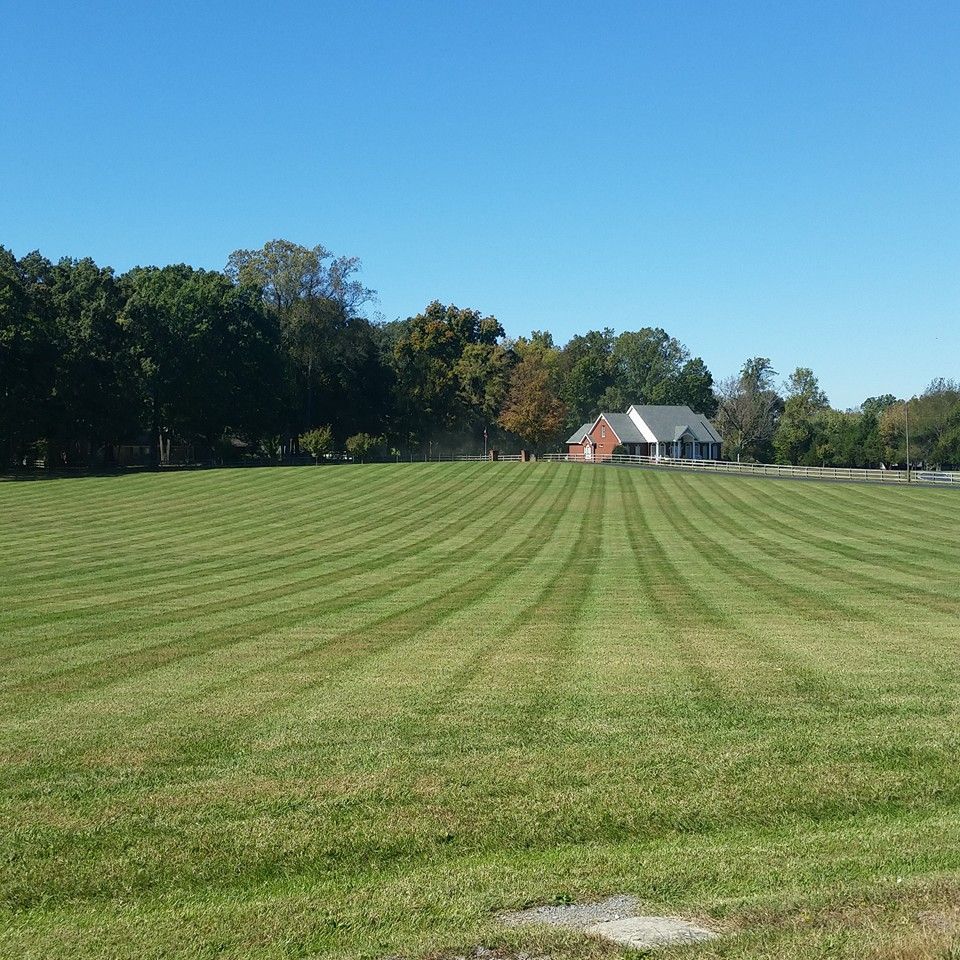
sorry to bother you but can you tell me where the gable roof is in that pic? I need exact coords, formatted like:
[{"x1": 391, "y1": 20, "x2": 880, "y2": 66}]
[
  {"x1": 628, "y1": 405, "x2": 722, "y2": 443},
  {"x1": 565, "y1": 412, "x2": 646, "y2": 445},
  {"x1": 601, "y1": 412, "x2": 645, "y2": 443},
  {"x1": 565, "y1": 421, "x2": 594, "y2": 444},
  {"x1": 566, "y1": 406, "x2": 722, "y2": 445}
]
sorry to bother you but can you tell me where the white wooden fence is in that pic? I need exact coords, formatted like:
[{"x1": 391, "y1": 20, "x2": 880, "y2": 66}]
[
  {"x1": 433, "y1": 453, "x2": 523, "y2": 462},
  {"x1": 534, "y1": 452, "x2": 960, "y2": 485}
]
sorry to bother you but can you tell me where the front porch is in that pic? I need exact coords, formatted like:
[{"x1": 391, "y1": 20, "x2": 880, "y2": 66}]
[{"x1": 621, "y1": 440, "x2": 721, "y2": 460}]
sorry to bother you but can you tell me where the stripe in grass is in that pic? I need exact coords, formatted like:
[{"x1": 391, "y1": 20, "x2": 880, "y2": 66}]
[
  {"x1": 612, "y1": 467, "x2": 734, "y2": 706},
  {"x1": 1, "y1": 466, "x2": 536, "y2": 704},
  {"x1": 0, "y1": 463, "x2": 495, "y2": 686},
  {"x1": 0, "y1": 461, "x2": 473, "y2": 616},
  {"x1": 636, "y1": 469, "x2": 866, "y2": 700},
  {"x1": 0, "y1": 462, "x2": 486, "y2": 650},
  {"x1": 672, "y1": 471, "x2": 960, "y2": 619},
  {"x1": 4, "y1": 464, "x2": 960, "y2": 960},
  {"x1": 176, "y1": 464, "x2": 587, "y2": 741},
  {"x1": 2, "y1": 468, "x2": 589, "y2": 901},
  {"x1": 3, "y1": 466, "x2": 572, "y2": 767},
  {"x1": 722, "y1": 473, "x2": 960, "y2": 581},
  {"x1": 642, "y1": 469, "x2": 865, "y2": 623},
  {"x1": 0, "y1": 462, "x2": 440, "y2": 603},
  {"x1": 359, "y1": 466, "x2": 594, "y2": 728}
]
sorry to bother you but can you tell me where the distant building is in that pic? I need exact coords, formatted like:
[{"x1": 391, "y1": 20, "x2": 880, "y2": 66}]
[{"x1": 566, "y1": 405, "x2": 722, "y2": 462}]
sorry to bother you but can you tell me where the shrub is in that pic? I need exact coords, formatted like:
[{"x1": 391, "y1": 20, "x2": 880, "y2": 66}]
[
  {"x1": 300, "y1": 425, "x2": 333, "y2": 462},
  {"x1": 345, "y1": 433, "x2": 385, "y2": 463}
]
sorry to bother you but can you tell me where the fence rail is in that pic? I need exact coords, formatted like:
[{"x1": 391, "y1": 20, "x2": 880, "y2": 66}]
[
  {"x1": 10, "y1": 451, "x2": 959, "y2": 485},
  {"x1": 535, "y1": 452, "x2": 960, "y2": 485},
  {"x1": 441, "y1": 454, "x2": 522, "y2": 462}
]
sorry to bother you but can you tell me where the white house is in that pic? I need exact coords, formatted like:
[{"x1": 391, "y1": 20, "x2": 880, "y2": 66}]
[{"x1": 566, "y1": 404, "x2": 722, "y2": 462}]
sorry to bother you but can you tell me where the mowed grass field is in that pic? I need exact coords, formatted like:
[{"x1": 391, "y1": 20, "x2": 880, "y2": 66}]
[{"x1": 3, "y1": 463, "x2": 960, "y2": 960}]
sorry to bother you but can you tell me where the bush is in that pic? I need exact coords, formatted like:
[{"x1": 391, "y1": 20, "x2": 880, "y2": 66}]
[
  {"x1": 345, "y1": 432, "x2": 385, "y2": 463},
  {"x1": 300, "y1": 425, "x2": 333, "y2": 462}
]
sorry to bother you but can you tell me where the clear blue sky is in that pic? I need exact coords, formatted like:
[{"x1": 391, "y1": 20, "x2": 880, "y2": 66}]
[{"x1": 3, "y1": 1, "x2": 958, "y2": 408}]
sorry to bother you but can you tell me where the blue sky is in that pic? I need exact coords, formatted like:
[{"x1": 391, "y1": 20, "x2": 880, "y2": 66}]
[{"x1": 2, "y1": 0, "x2": 958, "y2": 408}]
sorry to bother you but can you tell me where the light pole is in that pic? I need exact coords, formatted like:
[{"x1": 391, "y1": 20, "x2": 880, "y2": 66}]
[{"x1": 483, "y1": 427, "x2": 488, "y2": 460}]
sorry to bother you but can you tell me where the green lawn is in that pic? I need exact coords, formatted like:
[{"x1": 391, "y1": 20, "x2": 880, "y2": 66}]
[{"x1": 2, "y1": 463, "x2": 960, "y2": 960}]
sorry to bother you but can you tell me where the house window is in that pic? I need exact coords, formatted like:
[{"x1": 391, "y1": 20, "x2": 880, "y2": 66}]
[{"x1": 601, "y1": 424, "x2": 606, "y2": 438}]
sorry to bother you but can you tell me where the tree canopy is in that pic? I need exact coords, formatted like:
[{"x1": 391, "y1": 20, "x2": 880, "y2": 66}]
[{"x1": 3, "y1": 239, "x2": 957, "y2": 470}]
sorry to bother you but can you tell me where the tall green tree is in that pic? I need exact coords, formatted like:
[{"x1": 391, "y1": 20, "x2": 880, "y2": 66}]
[
  {"x1": 226, "y1": 239, "x2": 379, "y2": 440},
  {"x1": 392, "y1": 302, "x2": 507, "y2": 443},
  {"x1": 226, "y1": 239, "x2": 374, "y2": 315},
  {"x1": 861, "y1": 394, "x2": 898, "y2": 418},
  {"x1": 667, "y1": 357, "x2": 717, "y2": 415},
  {"x1": 43, "y1": 257, "x2": 136, "y2": 465},
  {"x1": 880, "y1": 381, "x2": 960, "y2": 467},
  {"x1": 811, "y1": 409, "x2": 884, "y2": 468},
  {"x1": 716, "y1": 357, "x2": 782, "y2": 461},
  {"x1": 454, "y1": 341, "x2": 512, "y2": 427},
  {"x1": 558, "y1": 328, "x2": 616, "y2": 428},
  {"x1": 121, "y1": 265, "x2": 280, "y2": 465},
  {"x1": 773, "y1": 367, "x2": 829, "y2": 464},
  {"x1": 609, "y1": 328, "x2": 685, "y2": 403},
  {"x1": 559, "y1": 327, "x2": 716, "y2": 424},
  {"x1": 0, "y1": 247, "x2": 56, "y2": 464}
]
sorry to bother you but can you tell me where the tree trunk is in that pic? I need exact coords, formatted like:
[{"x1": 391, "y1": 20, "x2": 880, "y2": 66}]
[
  {"x1": 306, "y1": 358, "x2": 314, "y2": 429},
  {"x1": 150, "y1": 387, "x2": 161, "y2": 471}
]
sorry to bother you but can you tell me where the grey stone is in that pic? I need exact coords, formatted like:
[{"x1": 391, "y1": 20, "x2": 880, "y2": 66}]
[
  {"x1": 585, "y1": 915, "x2": 718, "y2": 950},
  {"x1": 499, "y1": 896, "x2": 719, "y2": 952}
]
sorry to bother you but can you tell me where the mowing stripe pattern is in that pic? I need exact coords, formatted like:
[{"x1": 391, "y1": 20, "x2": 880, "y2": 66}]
[{"x1": 2, "y1": 463, "x2": 960, "y2": 960}]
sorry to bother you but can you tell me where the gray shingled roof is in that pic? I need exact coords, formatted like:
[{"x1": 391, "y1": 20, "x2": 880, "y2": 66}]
[
  {"x1": 565, "y1": 421, "x2": 593, "y2": 444},
  {"x1": 601, "y1": 413, "x2": 646, "y2": 443},
  {"x1": 629, "y1": 405, "x2": 721, "y2": 443},
  {"x1": 565, "y1": 413, "x2": 646, "y2": 445},
  {"x1": 566, "y1": 406, "x2": 721, "y2": 445}
]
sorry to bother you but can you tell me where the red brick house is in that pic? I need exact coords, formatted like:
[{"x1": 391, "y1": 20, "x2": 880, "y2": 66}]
[{"x1": 566, "y1": 405, "x2": 722, "y2": 462}]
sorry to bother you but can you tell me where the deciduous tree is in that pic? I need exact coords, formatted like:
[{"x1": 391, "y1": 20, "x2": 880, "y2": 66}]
[
  {"x1": 498, "y1": 352, "x2": 567, "y2": 450},
  {"x1": 392, "y1": 302, "x2": 506, "y2": 443},
  {"x1": 121, "y1": 265, "x2": 280, "y2": 465},
  {"x1": 226, "y1": 239, "x2": 379, "y2": 437},
  {"x1": 773, "y1": 367, "x2": 828, "y2": 464},
  {"x1": 716, "y1": 357, "x2": 782, "y2": 462},
  {"x1": 300, "y1": 425, "x2": 333, "y2": 462},
  {"x1": 345, "y1": 432, "x2": 384, "y2": 463}
]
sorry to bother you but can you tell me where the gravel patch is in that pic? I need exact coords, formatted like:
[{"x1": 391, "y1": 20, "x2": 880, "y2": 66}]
[
  {"x1": 500, "y1": 895, "x2": 641, "y2": 929},
  {"x1": 499, "y1": 895, "x2": 719, "y2": 951}
]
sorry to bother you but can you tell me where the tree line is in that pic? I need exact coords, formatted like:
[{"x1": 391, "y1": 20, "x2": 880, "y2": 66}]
[
  {"x1": 2, "y1": 238, "x2": 958, "y2": 469},
  {"x1": 715, "y1": 359, "x2": 960, "y2": 469}
]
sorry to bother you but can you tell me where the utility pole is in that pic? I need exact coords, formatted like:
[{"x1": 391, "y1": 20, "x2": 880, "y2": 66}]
[{"x1": 905, "y1": 400, "x2": 911, "y2": 484}]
